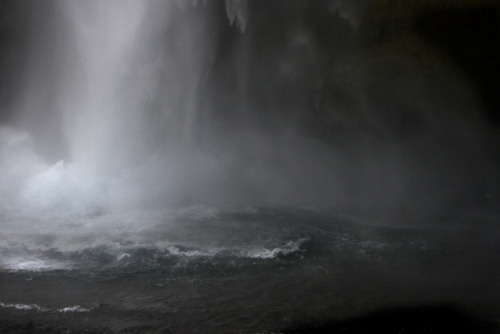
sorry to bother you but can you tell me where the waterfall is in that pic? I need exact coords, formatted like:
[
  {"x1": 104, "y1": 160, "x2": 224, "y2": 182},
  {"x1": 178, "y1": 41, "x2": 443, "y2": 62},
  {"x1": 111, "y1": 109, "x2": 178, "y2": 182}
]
[{"x1": 4, "y1": 1, "x2": 220, "y2": 213}]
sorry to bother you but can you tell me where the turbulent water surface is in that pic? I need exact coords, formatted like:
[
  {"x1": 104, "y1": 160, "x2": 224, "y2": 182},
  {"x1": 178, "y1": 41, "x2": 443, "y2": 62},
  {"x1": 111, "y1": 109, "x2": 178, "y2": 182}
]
[{"x1": 0, "y1": 206, "x2": 499, "y2": 333}]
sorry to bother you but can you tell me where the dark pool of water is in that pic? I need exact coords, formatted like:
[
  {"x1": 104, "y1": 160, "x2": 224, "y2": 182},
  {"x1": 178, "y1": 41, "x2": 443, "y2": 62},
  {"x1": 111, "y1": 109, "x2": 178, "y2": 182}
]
[{"x1": 0, "y1": 207, "x2": 498, "y2": 333}]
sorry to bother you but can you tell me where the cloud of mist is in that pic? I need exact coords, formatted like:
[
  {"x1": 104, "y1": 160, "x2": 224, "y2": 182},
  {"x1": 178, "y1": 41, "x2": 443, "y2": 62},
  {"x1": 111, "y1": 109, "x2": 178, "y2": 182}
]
[{"x1": 0, "y1": 0, "x2": 498, "y2": 226}]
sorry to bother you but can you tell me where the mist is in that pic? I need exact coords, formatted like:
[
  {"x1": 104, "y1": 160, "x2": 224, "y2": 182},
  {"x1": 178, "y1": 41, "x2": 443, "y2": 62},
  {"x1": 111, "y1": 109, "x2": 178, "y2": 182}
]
[{"x1": 0, "y1": 0, "x2": 498, "y2": 223}]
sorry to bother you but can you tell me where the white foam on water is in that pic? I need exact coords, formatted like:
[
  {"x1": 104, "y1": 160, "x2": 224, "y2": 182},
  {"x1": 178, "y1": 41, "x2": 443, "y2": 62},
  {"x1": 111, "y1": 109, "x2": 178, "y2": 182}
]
[
  {"x1": 0, "y1": 256, "x2": 71, "y2": 272},
  {"x1": 156, "y1": 237, "x2": 308, "y2": 259},
  {"x1": 0, "y1": 301, "x2": 93, "y2": 313},
  {"x1": 117, "y1": 253, "x2": 131, "y2": 261},
  {"x1": 0, "y1": 302, "x2": 48, "y2": 312},
  {"x1": 58, "y1": 305, "x2": 91, "y2": 313},
  {"x1": 163, "y1": 246, "x2": 220, "y2": 258},
  {"x1": 242, "y1": 238, "x2": 309, "y2": 259}
]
